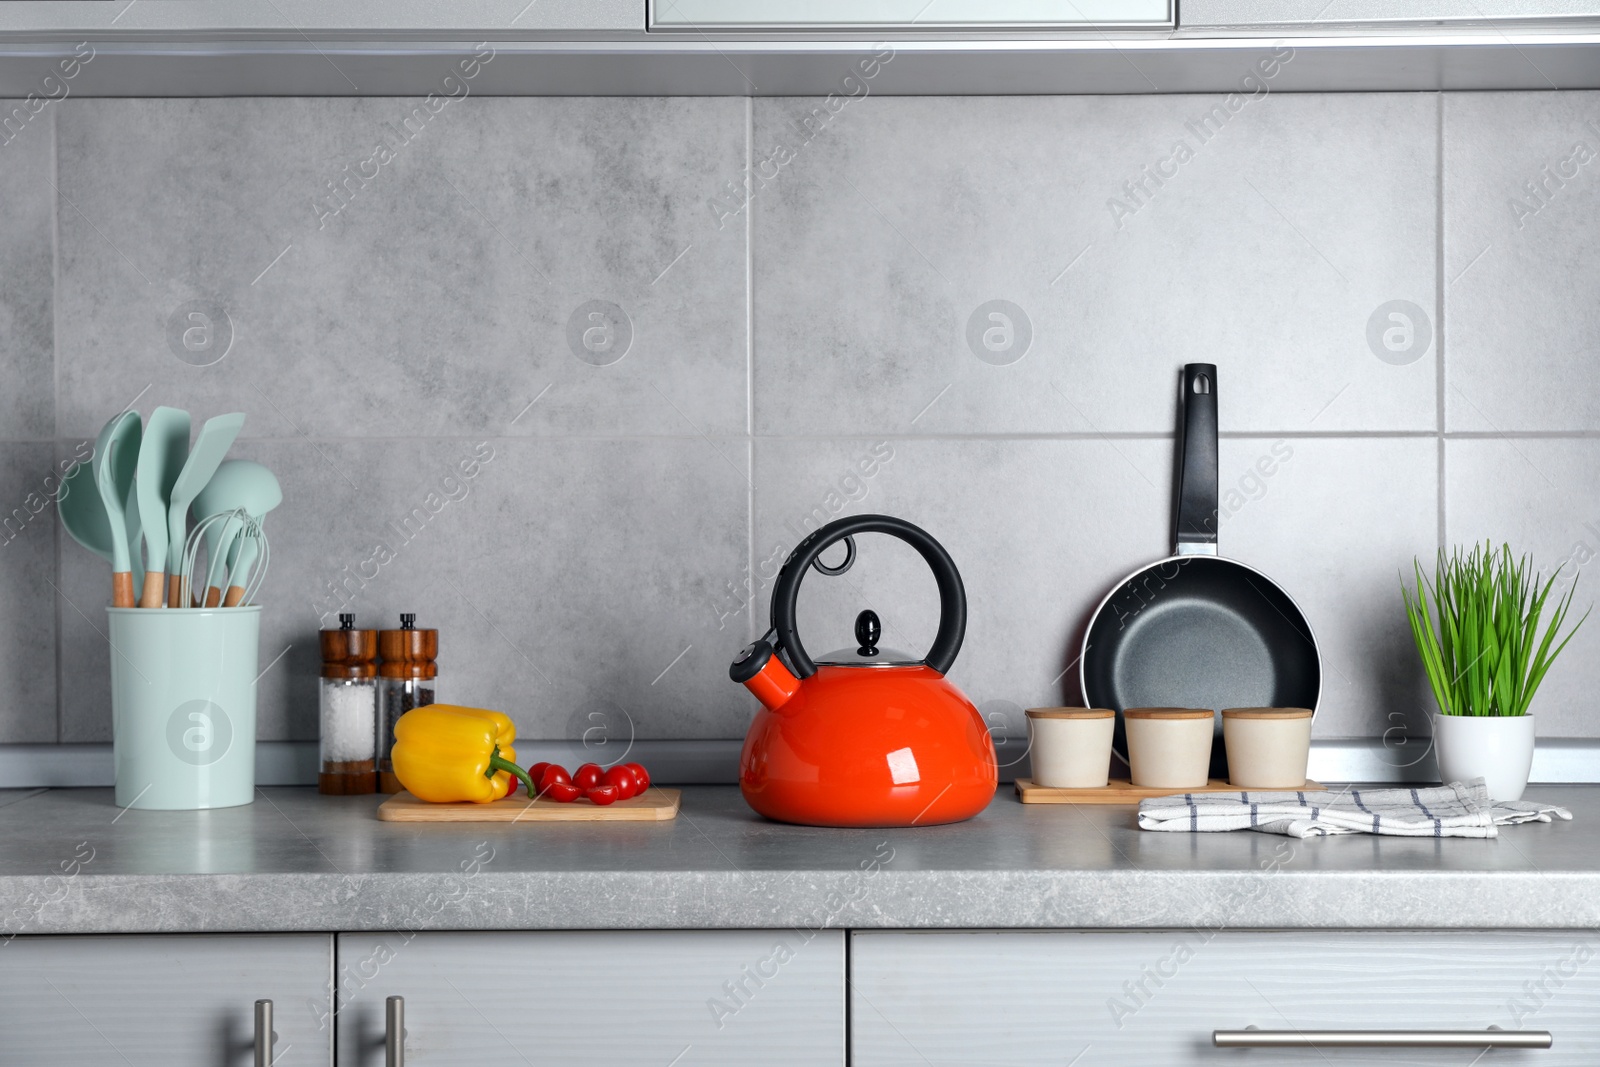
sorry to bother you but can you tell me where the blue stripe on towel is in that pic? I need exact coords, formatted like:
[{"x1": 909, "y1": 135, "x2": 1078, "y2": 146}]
[
  {"x1": 1351, "y1": 790, "x2": 1379, "y2": 832},
  {"x1": 1411, "y1": 788, "x2": 1443, "y2": 836},
  {"x1": 1411, "y1": 788, "x2": 1436, "y2": 819}
]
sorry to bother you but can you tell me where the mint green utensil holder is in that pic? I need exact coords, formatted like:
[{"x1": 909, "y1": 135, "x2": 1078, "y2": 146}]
[{"x1": 107, "y1": 606, "x2": 260, "y2": 810}]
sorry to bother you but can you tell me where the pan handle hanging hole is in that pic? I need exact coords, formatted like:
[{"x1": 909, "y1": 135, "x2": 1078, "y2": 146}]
[
  {"x1": 812, "y1": 535, "x2": 856, "y2": 577},
  {"x1": 1192, "y1": 373, "x2": 1211, "y2": 394}
]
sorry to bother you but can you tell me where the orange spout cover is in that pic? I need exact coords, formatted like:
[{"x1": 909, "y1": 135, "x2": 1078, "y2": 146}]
[{"x1": 744, "y1": 656, "x2": 801, "y2": 711}]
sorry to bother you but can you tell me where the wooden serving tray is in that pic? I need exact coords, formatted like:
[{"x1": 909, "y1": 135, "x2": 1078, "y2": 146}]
[
  {"x1": 377, "y1": 787, "x2": 680, "y2": 822},
  {"x1": 1014, "y1": 778, "x2": 1327, "y2": 805}
]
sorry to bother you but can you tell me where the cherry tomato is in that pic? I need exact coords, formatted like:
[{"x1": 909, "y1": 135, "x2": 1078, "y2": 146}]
[
  {"x1": 537, "y1": 765, "x2": 571, "y2": 797},
  {"x1": 625, "y1": 762, "x2": 651, "y2": 790},
  {"x1": 585, "y1": 783, "x2": 620, "y2": 806},
  {"x1": 573, "y1": 763, "x2": 603, "y2": 791},
  {"x1": 528, "y1": 762, "x2": 551, "y2": 785},
  {"x1": 499, "y1": 775, "x2": 517, "y2": 799},
  {"x1": 544, "y1": 781, "x2": 582, "y2": 803},
  {"x1": 603, "y1": 765, "x2": 640, "y2": 800}
]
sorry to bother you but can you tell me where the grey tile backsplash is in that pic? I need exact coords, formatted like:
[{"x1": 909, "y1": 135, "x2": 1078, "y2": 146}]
[{"x1": 2, "y1": 90, "x2": 1596, "y2": 745}]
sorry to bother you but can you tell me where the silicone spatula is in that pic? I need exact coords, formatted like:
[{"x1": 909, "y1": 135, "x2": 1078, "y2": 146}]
[
  {"x1": 133, "y1": 406, "x2": 190, "y2": 607},
  {"x1": 164, "y1": 412, "x2": 245, "y2": 607}
]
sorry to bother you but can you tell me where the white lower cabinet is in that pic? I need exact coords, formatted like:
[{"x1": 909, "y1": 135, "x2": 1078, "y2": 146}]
[
  {"x1": 333, "y1": 930, "x2": 845, "y2": 1065},
  {"x1": 0, "y1": 933, "x2": 333, "y2": 1066},
  {"x1": 851, "y1": 930, "x2": 1600, "y2": 1065}
]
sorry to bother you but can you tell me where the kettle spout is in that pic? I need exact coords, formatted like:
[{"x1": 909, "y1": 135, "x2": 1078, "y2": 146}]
[{"x1": 730, "y1": 638, "x2": 802, "y2": 712}]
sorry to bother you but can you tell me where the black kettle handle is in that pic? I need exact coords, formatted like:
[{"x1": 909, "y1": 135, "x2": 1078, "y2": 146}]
[
  {"x1": 1174, "y1": 363, "x2": 1219, "y2": 552},
  {"x1": 770, "y1": 514, "x2": 967, "y2": 679}
]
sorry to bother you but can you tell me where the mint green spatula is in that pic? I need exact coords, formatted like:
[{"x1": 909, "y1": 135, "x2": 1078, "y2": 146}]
[
  {"x1": 164, "y1": 412, "x2": 244, "y2": 607},
  {"x1": 134, "y1": 406, "x2": 190, "y2": 607},
  {"x1": 92, "y1": 410, "x2": 142, "y2": 608}
]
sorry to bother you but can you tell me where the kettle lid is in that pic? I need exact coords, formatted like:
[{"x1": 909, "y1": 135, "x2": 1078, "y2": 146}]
[{"x1": 814, "y1": 610, "x2": 920, "y2": 668}]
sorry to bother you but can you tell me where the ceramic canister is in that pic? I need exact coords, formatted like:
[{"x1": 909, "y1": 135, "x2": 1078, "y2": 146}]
[
  {"x1": 1222, "y1": 707, "x2": 1313, "y2": 789},
  {"x1": 107, "y1": 606, "x2": 260, "y2": 810},
  {"x1": 1125, "y1": 708, "x2": 1215, "y2": 790},
  {"x1": 1026, "y1": 708, "x2": 1114, "y2": 788}
]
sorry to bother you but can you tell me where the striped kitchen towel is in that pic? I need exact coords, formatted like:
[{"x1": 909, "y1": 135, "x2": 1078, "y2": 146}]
[{"x1": 1137, "y1": 779, "x2": 1571, "y2": 838}]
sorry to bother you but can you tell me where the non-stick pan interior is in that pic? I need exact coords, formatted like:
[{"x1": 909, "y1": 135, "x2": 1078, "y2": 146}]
[{"x1": 1082, "y1": 555, "x2": 1320, "y2": 779}]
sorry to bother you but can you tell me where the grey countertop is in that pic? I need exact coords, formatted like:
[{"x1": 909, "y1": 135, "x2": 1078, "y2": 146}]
[{"x1": 2, "y1": 785, "x2": 1597, "y2": 935}]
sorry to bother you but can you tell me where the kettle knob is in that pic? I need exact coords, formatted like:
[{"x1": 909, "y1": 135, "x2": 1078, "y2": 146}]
[{"x1": 854, "y1": 610, "x2": 881, "y2": 657}]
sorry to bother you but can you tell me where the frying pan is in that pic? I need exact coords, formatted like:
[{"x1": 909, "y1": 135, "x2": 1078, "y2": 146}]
[{"x1": 1080, "y1": 363, "x2": 1321, "y2": 779}]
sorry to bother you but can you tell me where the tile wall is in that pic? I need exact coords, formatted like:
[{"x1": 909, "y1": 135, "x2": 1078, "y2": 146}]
[{"x1": 0, "y1": 89, "x2": 1594, "y2": 746}]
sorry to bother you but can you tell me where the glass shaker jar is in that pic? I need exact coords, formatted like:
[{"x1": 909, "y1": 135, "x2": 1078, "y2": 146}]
[
  {"x1": 319, "y1": 614, "x2": 378, "y2": 795},
  {"x1": 377, "y1": 613, "x2": 438, "y2": 794}
]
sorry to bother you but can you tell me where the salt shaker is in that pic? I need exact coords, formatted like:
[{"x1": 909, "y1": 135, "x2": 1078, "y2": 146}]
[
  {"x1": 319, "y1": 613, "x2": 378, "y2": 795},
  {"x1": 377, "y1": 613, "x2": 438, "y2": 793}
]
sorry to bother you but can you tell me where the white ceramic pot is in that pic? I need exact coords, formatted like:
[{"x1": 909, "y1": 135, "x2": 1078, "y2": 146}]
[
  {"x1": 1125, "y1": 708, "x2": 1215, "y2": 790},
  {"x1": 1026, "y1": 708, "x2": 1115, "y2": 788},
  {"x1": 1222, "y1": 708, "x2": 1313, "y2": 789},
  {"x1": 1433, "y1": 713, "x2": 1536, "y2": 802}
]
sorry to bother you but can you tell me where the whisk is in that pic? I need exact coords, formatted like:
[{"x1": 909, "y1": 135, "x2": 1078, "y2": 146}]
[{"x1": 181, "y1": 508, "x2": 270, "y2": 608}]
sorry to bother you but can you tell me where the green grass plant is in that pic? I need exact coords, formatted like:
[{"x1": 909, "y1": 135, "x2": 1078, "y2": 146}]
[{"x1": 1402, "y1": 542, "x2": 1588, "y2": 717}]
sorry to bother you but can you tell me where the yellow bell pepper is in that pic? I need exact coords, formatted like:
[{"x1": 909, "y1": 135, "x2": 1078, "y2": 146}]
[{"x1": 391, "y1": 704, "x2": 535, "y2": 803}]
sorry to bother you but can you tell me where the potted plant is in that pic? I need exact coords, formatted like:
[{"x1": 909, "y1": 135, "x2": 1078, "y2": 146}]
[{"x1": 1402, "y1": 543, "x2": 1587, "y2": 801}]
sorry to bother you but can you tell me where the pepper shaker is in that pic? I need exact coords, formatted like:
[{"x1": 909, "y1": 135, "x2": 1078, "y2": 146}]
[
  {"x1": 377, "y1": 613, "x2": 438, "y2": 794},
  {"x1": 319, "y1": 614, "x2": 378, "y2": 795}
]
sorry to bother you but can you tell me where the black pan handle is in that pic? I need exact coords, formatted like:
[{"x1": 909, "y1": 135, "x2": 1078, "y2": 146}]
[
  {"x1": 1175, "y1": 363, "x2": 1219, "y2": 553},
  {"x1": 769, "y1": 514, "x2": 966, "y2": 679}
]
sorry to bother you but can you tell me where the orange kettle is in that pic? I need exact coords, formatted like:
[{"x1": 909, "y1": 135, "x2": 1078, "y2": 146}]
[{"x1": 730, "y1": 515, "x2": 997, "y2": 827}]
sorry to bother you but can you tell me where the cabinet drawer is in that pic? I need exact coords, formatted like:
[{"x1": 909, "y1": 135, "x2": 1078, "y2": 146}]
[
  {"x1": 1180, "y1": 1, "x2": 1600, "y2": 27},
  {"x1": 335, "y1": 930, "x2": 844, "y2": 1065},
  {"x1": 852, "y1": 930, "x2": 1600, "y2": 1065},
  {"x1": 0, "y1": 933, "x2": 333, "y2": 1066}
]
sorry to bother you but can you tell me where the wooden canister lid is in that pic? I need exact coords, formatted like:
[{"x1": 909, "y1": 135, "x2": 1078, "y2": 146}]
[
  {"x1": 1222, "y1": 707, "x2": 1313, "y2": 719},
  {"x1": 1026, "y1": 707, "x2": 1115, "y2": 719},
  {"x1": 1124, "y1": 707, "x2": 1215, "y2": 720}
]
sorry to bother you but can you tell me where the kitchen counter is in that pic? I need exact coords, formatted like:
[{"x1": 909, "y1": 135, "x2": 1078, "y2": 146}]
[{"x1": 1, "y1": 785, "x2": 1597, "y2": 935}]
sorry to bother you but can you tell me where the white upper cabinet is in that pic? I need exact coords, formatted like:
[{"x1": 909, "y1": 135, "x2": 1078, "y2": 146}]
[
  {"x1": 1184, "y1": 0, "x2": 1600, "y2": 27},
  {"x1": 0, "y1": 0, "x2": 644, "y2": 34},
  {"x1": 648, "y1": 0, "x2": 1172, "y2": 29}
]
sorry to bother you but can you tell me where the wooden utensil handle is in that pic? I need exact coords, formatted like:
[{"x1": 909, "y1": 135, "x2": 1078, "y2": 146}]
[
  {"x1": 112, "y1": 572, "x2": 136, "y2": 609},
  {"x1": 223, "y1": 585, "x2": 246, "y2": 607},
  {"x1": 139, "y1": 572, "x2": 165, "y2": 608},
  {"x1": 166, "y1": 573, "x2": 185, "y2": 609}
]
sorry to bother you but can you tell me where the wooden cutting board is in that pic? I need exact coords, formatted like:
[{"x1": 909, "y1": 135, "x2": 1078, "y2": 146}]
[
  {"x1": 377, "y1": 787, "x2": 681, "y2": 822},
  {"x1": 1014, "y1": 778, "x2": 1327, "y2": 805}
]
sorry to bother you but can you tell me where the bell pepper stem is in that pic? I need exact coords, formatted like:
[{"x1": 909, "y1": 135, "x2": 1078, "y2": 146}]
[{"x1": 486, "y1": 750, "x2": 537, "y2": 800}]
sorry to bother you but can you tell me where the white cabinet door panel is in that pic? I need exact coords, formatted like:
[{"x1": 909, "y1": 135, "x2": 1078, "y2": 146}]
[
  {"x1": 853, "y1": 930, "x2": 1600, "y2": 1065},
  {"x1": 1181, "y1": 1, "x2": 1600, "y2": 25},
  {"x1": 650, "y1": 1, "x2": 1172, "y2": 29},
  {"x1": 0, "y1": 934, "x2": 333, "y2": 1066},
  {"x1": 335, "y1": 930, "x2": 844, "y2": 1066}
]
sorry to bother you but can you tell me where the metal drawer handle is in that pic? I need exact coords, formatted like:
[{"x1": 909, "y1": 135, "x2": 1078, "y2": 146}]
[
  {"x1": 1214, "y1": 1025, "x2": 1552, "y2": 1049},
  {"x1": 253, "y1": 999, "x2": 274, "y2": 1067},
  {"x1": 386, "y1": 995, "x2": 406, "y2": 1067}
]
